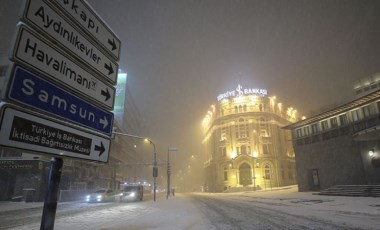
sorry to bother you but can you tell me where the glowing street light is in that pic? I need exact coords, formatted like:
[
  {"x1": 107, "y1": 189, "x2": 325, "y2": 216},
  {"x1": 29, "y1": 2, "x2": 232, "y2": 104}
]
[{"x1": 113, "y1": 131, "x2": 158, "y2": 201}]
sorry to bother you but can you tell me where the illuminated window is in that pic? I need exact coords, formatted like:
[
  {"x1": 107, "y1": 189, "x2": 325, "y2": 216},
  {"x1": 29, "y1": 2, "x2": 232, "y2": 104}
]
[
  {"x1": 221, "y1": 147, "x2": 227, "y2": 157},
  {"x1": 263, "y1": 144, "x2": 270, "y2": 154},
  {"x1": 243, "y1": 105, "x2": 247, "y2": 112},
  {"x1": 311, "y1": 124, "x2": 318, "y2": 134},
  {"x1": 234, "y1": 106, "x2": 238, "y2": 113},
  {"x1": 351, "y1": 109, "x2": 360, "y2": 121},
  {"x1": 235, "y1": 118, "x2": 249, "y2": 138},
  {"x1": 220, "y1": 122, "x2": 227, "y2": 141},
  {"x1": 296, "y1": 128, "x2": 302, "y2": 138},
  {"x1": 239, "y1": 105, "x2": 243, "y2": 113},
  {"x1": 321, "y1": 120, "x2": 329, "y2": 131},
  {"x1": 339, "y1": 114, "x2": 348, "y2": 126},
  {"x1": 303, "y1": 126, "x2": 310, "y2": 136},
  {"x1": 362, "y1": 105, "x2": 373, "y2": 118},
  {"x1": 330, "y1": 117, "x2": 338, "y2": 128}
]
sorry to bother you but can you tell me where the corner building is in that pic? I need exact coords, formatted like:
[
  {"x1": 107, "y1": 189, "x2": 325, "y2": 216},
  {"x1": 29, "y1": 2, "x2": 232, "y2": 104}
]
[{"x1": 202, "y1": 85, "x2": 299, "y2": 192}]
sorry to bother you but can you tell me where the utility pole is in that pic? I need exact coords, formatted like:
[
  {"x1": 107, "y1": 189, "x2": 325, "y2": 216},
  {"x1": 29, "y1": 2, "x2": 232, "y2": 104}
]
[{"x1": 167, "y1": 147, "x2": 177, "y2": 199}]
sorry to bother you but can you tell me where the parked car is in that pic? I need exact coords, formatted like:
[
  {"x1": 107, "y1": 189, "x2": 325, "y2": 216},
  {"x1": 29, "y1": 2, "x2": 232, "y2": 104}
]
[
  {"x1": 85, "y1": 189, "x2": 116, "y2": 203},
  {"x1": 119, "y1": 185, "x2": 143, "y2": 202}
]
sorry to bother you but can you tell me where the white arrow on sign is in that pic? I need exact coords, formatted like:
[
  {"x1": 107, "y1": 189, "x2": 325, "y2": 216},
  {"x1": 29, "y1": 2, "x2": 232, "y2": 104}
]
[
  {"x1": 21, "y1": 0, "x2": 118, "y2": 85},
  {"x1": 0, "y1": 103, "x2": 110, "y2": 163},
  {"x1": 48, "y1": 0, "x2": 121, "y2": 61},
  {"x1": 10, "y1": 24, "x2": 115, "y2": 110}
]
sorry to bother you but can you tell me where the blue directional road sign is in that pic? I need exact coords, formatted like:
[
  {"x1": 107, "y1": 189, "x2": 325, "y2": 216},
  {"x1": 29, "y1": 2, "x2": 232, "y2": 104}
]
[{"x1": 7, "y1": 65, "x2": 114, "y2": 136}]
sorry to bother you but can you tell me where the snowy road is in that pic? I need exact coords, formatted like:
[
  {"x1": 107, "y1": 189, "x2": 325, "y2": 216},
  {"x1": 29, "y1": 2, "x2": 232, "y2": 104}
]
[
  {"x1": 1, "y1": 187, "x2": 380, "y2": 229},
  {"x1": 192, "y1": 194, "x2": 350, "y2": 229}
]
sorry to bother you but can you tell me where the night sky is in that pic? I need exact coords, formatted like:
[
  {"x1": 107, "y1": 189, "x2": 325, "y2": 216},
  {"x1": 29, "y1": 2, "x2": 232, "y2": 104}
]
[
  {"x1": 2, "y1": 0, "x2": 380, "y2": 170},
  {"x1": 85, "y1": 0, "x2": 380, "y2": 164}
]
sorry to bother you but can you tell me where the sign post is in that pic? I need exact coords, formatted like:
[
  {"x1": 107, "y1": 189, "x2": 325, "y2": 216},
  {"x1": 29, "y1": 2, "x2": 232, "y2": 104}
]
[
  {"x1": 1, "y1": 0, "x2": 120, "y2": 228},
  {"x1": 40, "y1": 157, "x2": 63, "y2": 230}
]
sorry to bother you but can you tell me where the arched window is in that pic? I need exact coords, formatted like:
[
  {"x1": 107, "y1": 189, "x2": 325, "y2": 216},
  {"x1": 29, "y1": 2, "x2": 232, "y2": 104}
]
[
  {"x1": 220, "y1": 121, "x2": 227, "y2": 141},
  {"x1": 235, "y1": 118, "x2": 249, "y2": 138}
]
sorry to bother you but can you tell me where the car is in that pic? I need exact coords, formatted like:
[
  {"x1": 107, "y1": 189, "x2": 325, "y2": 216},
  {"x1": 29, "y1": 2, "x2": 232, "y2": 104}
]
[
  {"x1": 85, "y1": 189, "x2": 116, "y2": 203},
  {"x1": 119, "y1": 185, "x2": 143, "y2": 202}
]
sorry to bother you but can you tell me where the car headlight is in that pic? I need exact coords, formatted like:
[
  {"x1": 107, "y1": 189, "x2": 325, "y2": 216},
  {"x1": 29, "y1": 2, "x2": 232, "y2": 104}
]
[
  {"x1": 130, "y1": 192, "x2": 135, "y2": 197},
  {"x1": 97, "y1": 195, "x2": 102, "y2": 199},
  {"x1": 86, "y1": 195, "x2": 90, "y2": 199}
]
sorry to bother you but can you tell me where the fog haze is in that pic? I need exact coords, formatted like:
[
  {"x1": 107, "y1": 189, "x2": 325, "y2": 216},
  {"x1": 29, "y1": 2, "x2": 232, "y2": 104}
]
[{"x1": 2, "y1": 0, "x2": 380, "y2": 176}]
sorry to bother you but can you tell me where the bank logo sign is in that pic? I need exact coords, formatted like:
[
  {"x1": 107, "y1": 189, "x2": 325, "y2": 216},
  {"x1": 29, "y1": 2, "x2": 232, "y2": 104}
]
[{"x1": 217, "y1": 84, "x2": 268, "y2": 101}]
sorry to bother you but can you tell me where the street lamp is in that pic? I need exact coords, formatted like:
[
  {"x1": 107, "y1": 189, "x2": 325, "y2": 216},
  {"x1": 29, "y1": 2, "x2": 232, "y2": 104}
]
[
  {"x1": 252, "y1": 151, "x2": 258, "y2": 191},
  {"x1": 167, "y1": 147, "x2": 177, "y2": 199},
  {"x1": 112, "y1": 131, "x2": 158, "y2": 202}
]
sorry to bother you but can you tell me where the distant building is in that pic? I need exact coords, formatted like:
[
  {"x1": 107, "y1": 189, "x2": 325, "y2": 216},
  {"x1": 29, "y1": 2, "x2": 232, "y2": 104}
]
[
  {"x1": 353, "y1": 72, "x2": 380, "y2": 98},
  {"x1": 202, "y1": 84, "x2": 299, "y2": 192},
  {"x1": 284, "y1": 89, "x2": 380, "y2": 191}
]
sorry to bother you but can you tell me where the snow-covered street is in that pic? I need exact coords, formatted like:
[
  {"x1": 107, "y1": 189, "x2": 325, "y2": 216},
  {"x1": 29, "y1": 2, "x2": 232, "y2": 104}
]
[{"x1": 1, "y1": 186, "x2": 380, "y2": 229}]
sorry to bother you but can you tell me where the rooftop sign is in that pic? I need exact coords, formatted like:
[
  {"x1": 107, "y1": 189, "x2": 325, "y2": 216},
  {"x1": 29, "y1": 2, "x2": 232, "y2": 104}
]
[{"x1": 217, "y1": 84, "x2": 268, "y2": 101}]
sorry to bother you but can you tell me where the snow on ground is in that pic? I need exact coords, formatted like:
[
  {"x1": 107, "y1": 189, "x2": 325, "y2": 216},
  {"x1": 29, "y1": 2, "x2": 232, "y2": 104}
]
[
  {"x1": 213, "y1": 186, "x2": 380, "y2": 229},
  {"x1": 2, "y1": 186, "x2": 380, "y2": 229}
]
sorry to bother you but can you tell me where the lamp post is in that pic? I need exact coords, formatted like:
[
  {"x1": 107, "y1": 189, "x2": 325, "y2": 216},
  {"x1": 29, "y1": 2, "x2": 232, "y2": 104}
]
[
  {"x1": 167, "y1": 147, "x2": 177, "y2": 199},
  {"x1": 252, "y1": 151, "x2": 258, "y2": 191},
  {"x1": 112, "y1": 131, "x2": 158, "y2": 202}
]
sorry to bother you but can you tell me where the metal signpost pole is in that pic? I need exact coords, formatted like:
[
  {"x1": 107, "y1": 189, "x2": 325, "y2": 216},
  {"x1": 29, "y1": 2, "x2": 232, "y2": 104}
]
[{"x1": 40, "y1": 157, "x2": 63, "y2": 230}]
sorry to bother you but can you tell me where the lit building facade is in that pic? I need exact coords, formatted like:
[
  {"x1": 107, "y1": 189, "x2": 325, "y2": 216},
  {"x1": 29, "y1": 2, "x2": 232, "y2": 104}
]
[
  {"x1": 202, "y1": 84, "x2": 299, "y2": 192},
  {"x1": 285, "y1": 87, "x2": 380, "y2": 192}
]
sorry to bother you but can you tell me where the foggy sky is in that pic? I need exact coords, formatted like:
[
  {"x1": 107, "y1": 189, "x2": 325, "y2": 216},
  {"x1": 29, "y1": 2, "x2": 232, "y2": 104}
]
[
  {"x1": 85, "y1": 0, "x2": 380, "y2": 167},
  {"x1": 2, "y1": 1, "x2": 380, "y2": 171}
]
